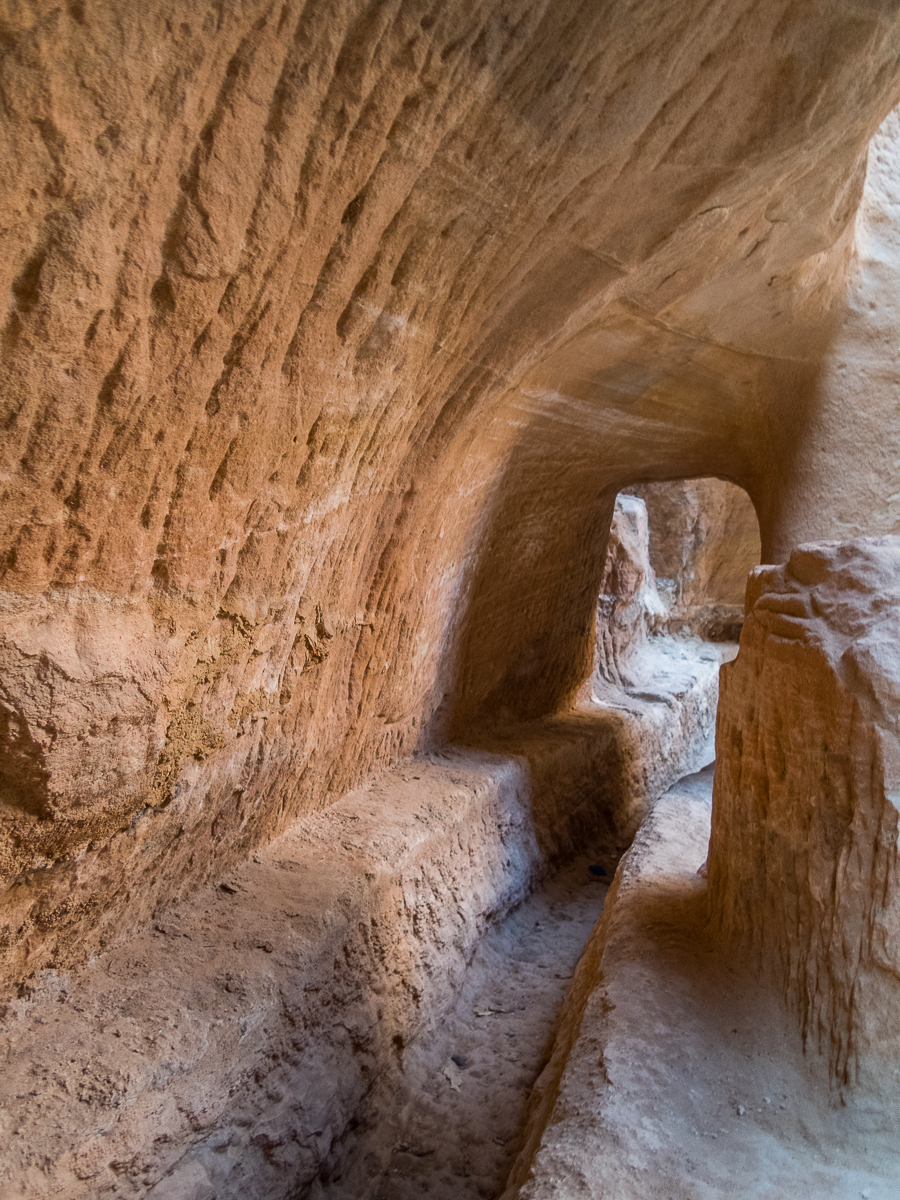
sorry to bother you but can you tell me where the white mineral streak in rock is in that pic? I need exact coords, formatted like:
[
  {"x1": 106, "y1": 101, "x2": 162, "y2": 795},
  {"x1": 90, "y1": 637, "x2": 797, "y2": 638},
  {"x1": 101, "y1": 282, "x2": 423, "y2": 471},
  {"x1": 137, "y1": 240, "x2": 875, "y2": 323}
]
[
  {"x1": 707, "y1": 535, "x2": 900, "y2": 1099},
  {"x1": 595, "y1": 495, "x2": 666, "y2": 687}
]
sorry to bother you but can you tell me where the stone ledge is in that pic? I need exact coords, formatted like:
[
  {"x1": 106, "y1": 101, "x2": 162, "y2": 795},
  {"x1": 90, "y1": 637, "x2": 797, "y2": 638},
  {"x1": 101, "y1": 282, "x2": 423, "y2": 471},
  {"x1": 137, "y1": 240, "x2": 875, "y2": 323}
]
[{"x1": 0, "y1": 643, "x2": 719, "y2": 1200}]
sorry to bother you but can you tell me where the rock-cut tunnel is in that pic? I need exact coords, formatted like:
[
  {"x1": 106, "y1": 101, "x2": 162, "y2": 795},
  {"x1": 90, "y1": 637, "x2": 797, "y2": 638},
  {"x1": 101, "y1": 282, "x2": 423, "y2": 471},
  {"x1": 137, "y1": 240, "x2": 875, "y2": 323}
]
[{"x1": 2, "y1": 3, "x2": 900, "y2": 1197}]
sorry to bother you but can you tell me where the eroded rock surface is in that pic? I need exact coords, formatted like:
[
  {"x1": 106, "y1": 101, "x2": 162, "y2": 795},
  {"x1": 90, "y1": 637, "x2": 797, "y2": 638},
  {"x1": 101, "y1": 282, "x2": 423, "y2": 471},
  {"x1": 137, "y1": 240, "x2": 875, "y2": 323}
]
[
  {"x1": 4, "y1": 4, "x2": 900, "y2": 1195},
  {"x1": 503, "y1": 768, "x2": 900, "y2": 1200},
  {"x1": 0, "y1": 675, "x2": 717, "y2": 1200},
  {"x1": 708, "y1": 536, "x2": 900, "y2": 1099},
  {"x1": 594, "y1": 494, "x2": 665, "y2": 686},
  {"x1": 3, "y1": 2, "x2": 900, "y2": 984}
]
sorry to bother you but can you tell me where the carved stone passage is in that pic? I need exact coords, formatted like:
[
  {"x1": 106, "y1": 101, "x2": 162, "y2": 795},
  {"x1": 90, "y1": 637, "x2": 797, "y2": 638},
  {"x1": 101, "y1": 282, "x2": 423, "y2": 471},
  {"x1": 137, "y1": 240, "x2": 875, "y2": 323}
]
[
  {"x1": 707, "y1": 536, "x2": 900, "y2": 1097},
  {"x1": 3, "y1": 0, "x2": 900, "y2": 989}
]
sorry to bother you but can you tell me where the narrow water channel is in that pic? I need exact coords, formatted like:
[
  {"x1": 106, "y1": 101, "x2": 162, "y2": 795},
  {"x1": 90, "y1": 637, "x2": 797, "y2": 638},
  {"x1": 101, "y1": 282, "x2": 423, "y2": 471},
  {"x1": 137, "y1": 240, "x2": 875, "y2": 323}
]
[{"x1": 308, "y1": 851, "x2": 612, "y2": 1199}]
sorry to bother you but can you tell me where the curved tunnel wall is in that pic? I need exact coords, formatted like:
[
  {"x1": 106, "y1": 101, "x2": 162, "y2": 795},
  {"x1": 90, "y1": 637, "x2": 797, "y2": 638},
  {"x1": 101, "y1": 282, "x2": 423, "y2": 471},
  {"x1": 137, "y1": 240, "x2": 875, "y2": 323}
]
[{"x1": 1, "y1": 0, "x2": 900, "y2": 986}]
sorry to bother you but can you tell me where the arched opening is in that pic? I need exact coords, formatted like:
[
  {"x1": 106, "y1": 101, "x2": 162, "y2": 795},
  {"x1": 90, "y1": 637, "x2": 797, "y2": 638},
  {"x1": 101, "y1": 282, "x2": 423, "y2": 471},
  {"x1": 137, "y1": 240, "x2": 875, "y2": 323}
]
[
  {"x1": 308, "y1": 478, "x2": 763, "y2": 1197},
  {"x1": 594, "y1": 477, "x2": 760, "y2": 692}
]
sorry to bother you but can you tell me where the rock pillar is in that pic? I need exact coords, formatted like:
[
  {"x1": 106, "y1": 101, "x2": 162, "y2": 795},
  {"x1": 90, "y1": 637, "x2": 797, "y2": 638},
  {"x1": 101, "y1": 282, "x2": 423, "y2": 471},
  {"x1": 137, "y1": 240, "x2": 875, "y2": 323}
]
[{"x1": 707, "y1": 537, "x2": 900, "y2": 1097}]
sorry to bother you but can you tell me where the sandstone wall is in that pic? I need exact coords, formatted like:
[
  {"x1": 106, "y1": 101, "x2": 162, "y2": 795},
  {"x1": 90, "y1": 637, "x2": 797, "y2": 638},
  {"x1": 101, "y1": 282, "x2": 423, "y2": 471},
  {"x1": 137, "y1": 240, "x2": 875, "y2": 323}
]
[
  {"x1": 762, "y1": 111, "x2": 900, "y2": 558},
  {"x1": 2, "y1": 0, "x2": 900, "y2": 985},
  {"x1": 0, "y1": 677, "x2": 723, "y2": 1200},
  {"x1": 707, "y1": 537, "x2": 900, "y2": 1098},
  {"x1": 594, "y1": 494, "x2": 664, "y2": 687}
]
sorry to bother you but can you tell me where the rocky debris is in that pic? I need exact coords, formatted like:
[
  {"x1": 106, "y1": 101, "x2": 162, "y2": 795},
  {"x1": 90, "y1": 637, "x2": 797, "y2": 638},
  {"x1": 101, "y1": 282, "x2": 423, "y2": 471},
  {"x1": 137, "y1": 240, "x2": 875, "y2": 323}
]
[{"x1": 708, "y1": 535, "x2": 900, "y2": 1100}]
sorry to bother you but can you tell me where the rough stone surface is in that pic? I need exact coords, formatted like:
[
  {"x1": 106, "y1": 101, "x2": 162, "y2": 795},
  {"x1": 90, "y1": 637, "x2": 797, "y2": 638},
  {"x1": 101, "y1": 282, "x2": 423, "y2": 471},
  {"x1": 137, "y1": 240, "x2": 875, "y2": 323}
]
[
  {"x1": 763, "y1": 111, "x2": 900, "y2": 557},
  {"x1": 707, "y1": 535, "x2": 900, "y2": 1100},
  {"x1": 0, "y1": 668, "x2": 718, "y2": 1200},
  {"x1": 5, "y1": 7, "x2": 900, "y2": 1195},
  {"x1": 0, "y1": 750, "x2": 540, "y2": 1200},
  {"x1": 594, "y1": 494, "x2": 665, "y2": 687},
  {"x1": 312, "y1": 852, "x2": 610, "y2": 1200},
  {"x1": 592, "y1": 493, "x2": 734, "y2": 800},
  {"x1": 503, "y1": 768, "x2": 900, "y2": 1200},
  {"x1": 3, "y1": 2, "x2": 900, "y2": 986}
]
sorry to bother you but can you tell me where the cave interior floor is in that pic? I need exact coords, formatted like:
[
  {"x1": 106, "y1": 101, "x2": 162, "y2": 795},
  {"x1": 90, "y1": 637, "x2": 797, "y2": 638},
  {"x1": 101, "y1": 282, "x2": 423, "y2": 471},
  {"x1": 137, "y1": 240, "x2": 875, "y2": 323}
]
[
  {"x1": 511, "y1": 767, "x2": 900, "y2": 1200},
  {"x1": 310, "y1": 848, "x2": 611, "y2": 1200},
  {"x1": 314, "y1": 761, "x2": 900, "y2": 1200}
]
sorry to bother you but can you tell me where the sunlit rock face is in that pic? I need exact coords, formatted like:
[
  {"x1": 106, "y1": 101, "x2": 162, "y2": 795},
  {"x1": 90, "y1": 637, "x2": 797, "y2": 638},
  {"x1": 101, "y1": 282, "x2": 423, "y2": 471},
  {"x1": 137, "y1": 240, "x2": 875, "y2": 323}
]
[
  {"x1": 762, "y1": 109, "x2": 900, "y2": 558},
  {"x1": 594, "y1": 495, "x2": 665, "y2": 687},
  {"x1": 591, "y1": 493, "x2": 729, "y2": 835},
  {"x1": 708, "y1": 537, "x2": 900, "y2": 1098},
  {"x1": 1, "y1": 0, "x2": 900, "y2": 986}
]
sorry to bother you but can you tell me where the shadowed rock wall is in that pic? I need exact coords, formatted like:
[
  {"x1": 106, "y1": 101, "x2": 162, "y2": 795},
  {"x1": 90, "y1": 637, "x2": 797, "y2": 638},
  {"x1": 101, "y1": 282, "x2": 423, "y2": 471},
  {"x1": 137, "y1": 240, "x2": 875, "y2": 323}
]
[
  {"x1": 2, "y1": 0, "x2": 900, "y2": 986},
  {"x1": 708, "y1": 536, "x2": 900, "y2": 1099}
]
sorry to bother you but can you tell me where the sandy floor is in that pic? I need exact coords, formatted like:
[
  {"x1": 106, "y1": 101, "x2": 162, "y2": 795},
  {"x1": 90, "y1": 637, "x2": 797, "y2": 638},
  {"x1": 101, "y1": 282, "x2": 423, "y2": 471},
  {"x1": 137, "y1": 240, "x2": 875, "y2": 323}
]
[{"x1": 310, "y1": 855, "x2": 611, "y2": 1200}]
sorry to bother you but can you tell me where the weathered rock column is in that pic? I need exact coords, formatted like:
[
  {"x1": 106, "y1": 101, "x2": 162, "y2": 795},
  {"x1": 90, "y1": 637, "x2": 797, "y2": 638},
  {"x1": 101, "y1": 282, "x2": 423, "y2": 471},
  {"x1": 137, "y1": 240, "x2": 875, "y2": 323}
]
[{"x1": 707, "y1": 537, "x2": 900, "y2": 1098}]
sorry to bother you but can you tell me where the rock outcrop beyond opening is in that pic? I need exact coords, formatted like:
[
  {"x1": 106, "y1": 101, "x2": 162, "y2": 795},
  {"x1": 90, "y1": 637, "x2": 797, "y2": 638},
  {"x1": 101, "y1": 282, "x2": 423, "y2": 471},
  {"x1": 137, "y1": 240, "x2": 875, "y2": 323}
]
[{"x1": 627, "y1": 478, "x2": 760, "y2": 642}]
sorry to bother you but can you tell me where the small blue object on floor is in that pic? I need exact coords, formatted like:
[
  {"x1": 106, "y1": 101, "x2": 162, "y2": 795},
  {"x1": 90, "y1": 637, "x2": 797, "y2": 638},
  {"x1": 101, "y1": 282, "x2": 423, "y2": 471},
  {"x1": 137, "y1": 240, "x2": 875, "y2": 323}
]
[{"x1": 588, "y1": 865, "x2": 608, "y2": 878}]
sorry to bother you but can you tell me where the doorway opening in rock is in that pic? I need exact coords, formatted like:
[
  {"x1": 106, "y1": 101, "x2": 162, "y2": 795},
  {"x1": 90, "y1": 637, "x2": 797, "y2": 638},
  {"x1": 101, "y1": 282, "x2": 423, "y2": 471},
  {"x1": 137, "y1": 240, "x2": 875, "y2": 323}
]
[
  {"x1": 589, "y1": 477, "x2": 760, "y2": 805},
  {"x1": 596, "y1": 477, "x2": 761, "y2": 691},
  {"x1": 307, "y1": 480, "x2": 761, "y2": 1200}
]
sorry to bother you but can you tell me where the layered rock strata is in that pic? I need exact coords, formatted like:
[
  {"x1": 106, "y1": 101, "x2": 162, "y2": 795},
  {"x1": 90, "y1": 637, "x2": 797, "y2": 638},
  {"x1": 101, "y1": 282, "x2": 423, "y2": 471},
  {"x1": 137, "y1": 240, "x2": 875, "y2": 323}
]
[
  {"x1": 707, "y1": 535, "x2": 900, "y2": 1099},
  {"x1": 3, "y1": 2, "x2": 900, "y2": 983}
]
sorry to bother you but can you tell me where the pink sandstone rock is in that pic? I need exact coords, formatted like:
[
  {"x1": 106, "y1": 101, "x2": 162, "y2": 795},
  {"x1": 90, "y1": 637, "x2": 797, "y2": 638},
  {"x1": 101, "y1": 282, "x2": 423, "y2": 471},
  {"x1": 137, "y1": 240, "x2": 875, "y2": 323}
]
[
  {"x1": 708, "y1": 535, "x2": 900, "y2": 1099},
  {"x1": 2, "y1": 2, "x2": 900, "y2": 988},
  {"x1": 629, "y1": 478, "x2": 760, "y2": 640}
]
